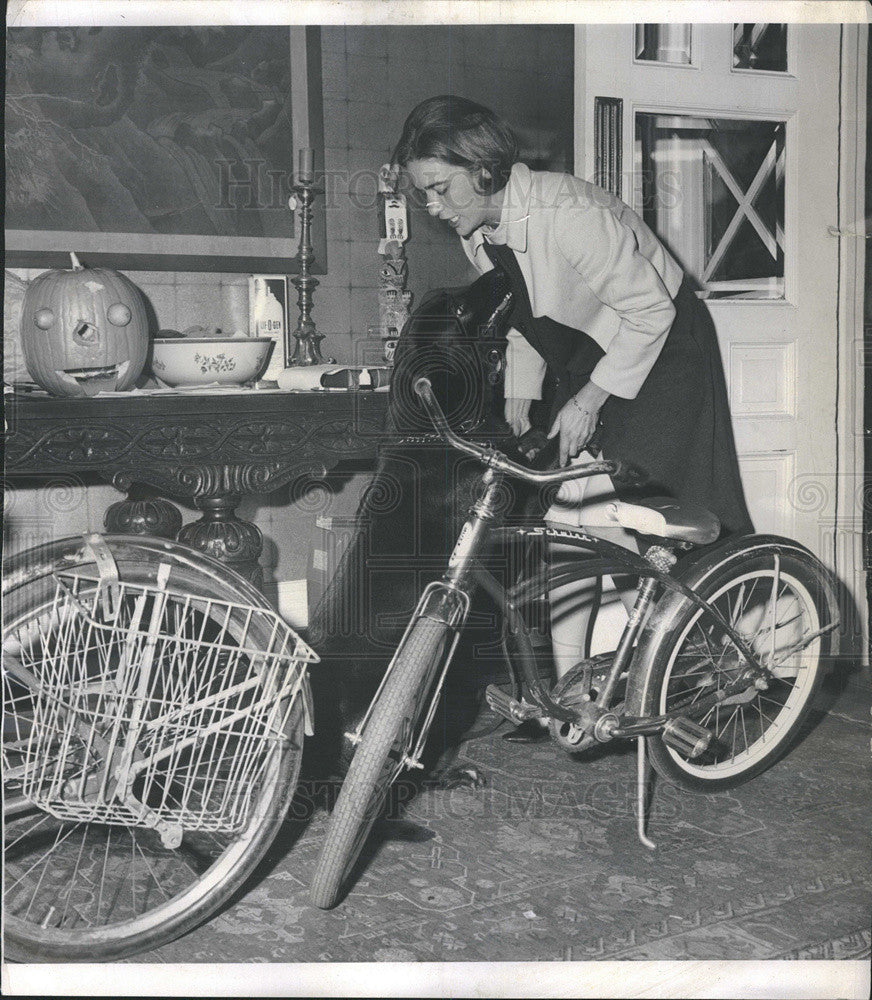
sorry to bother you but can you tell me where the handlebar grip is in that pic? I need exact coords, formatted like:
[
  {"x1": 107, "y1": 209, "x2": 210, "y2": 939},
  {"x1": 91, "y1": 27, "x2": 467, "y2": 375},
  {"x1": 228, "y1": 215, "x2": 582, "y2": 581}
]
[{"x1": 413, "y1": 376, "x2": 455, "y2": 439}]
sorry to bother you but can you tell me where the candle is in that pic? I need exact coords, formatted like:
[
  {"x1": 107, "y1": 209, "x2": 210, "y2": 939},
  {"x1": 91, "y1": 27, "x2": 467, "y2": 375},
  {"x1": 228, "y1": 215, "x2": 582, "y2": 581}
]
[{"x1": 299, "y1": 147, "x2": 314, "y2": 183}]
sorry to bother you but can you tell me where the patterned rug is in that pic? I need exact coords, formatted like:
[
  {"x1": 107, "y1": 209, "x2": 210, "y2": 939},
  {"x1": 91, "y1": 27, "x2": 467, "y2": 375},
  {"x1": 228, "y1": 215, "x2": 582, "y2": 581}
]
[{"x1": 126, "y1": 674, "x2": 871, "y2": 967}]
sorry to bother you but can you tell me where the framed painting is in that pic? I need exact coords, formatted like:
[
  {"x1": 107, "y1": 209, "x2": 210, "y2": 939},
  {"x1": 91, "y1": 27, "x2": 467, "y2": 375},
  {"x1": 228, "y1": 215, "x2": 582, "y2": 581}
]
[{"x1": 4, "y1": 24, "x2": 325, "y2": 274}]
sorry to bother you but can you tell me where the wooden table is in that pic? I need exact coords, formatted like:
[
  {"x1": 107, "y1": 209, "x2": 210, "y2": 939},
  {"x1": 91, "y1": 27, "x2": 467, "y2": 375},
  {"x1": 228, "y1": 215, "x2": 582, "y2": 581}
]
[{"x1": 4, "y1": 388, "x2": 389, "y2": 582}]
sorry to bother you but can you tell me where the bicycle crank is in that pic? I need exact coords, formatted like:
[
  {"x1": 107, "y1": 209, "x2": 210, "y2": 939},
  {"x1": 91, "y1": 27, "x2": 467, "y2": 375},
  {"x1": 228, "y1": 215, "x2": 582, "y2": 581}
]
[{"x1": 611, "y1": 715, "x2": 713, "y2": 759}]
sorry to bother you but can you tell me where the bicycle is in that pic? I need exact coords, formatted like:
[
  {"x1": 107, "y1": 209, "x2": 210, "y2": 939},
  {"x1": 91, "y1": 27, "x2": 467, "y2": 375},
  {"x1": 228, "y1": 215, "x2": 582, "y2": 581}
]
[
  {"x1": 2, "y1": 533, "x2": 318, "y2": 962},
  {"x1": 309, "y1": 375, "x2": 841, "y2": 909}
]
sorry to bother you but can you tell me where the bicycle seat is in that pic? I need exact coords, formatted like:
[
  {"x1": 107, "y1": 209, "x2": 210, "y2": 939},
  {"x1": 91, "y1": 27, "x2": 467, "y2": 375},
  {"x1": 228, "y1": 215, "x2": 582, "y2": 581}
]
[{"x1": 606, "y1": 497, "x2": 720, "y2": 545}]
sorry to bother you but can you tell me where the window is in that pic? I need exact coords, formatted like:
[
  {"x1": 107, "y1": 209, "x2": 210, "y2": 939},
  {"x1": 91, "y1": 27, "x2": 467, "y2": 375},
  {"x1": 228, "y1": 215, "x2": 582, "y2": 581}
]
[
  {"x1": 732, "y1": 24, "x2": 788, "y2": 73},
  {"x1": 634, "y1": 24, "x2": 692, "y2": 66},
  {"x1": 635, "y1": 113, "x2": 786, "y2": 300}
]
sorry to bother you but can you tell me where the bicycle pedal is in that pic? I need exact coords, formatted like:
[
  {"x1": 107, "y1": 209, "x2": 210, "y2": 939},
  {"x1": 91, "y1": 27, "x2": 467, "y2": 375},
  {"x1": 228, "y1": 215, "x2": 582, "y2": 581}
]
[
  {"x1": 485, "y1": 684, "x2": 540, "y2": 723},
  {"x1": 661, "y1": 717, "x2": 712, "y2": 759}
]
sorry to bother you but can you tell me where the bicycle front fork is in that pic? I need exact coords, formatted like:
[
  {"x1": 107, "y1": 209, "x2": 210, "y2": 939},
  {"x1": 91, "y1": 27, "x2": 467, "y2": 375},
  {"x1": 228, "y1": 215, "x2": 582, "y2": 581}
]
[{"x1": 345, "y1": 470, "x2": 505, "y2": 758}]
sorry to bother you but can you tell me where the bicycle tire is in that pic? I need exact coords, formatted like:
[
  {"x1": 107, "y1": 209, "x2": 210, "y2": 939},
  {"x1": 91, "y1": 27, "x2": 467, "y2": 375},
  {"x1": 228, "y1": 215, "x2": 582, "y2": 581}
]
[
  {"x1": 3, "y1": 535, "x2": 306, "y2": 962},
  {"x1": 635, "y1": 536, "x2": 838, "y2": 792},
  {"x1": 309, "y1": 617, "x2": 448, "y2": 909}
]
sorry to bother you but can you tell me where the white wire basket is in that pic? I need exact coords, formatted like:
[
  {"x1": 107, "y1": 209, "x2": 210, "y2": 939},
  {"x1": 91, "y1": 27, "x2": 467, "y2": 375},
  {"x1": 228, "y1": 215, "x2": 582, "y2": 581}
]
[{"x1": 3, "y1": 571, "x2": 318, "y2": 842}]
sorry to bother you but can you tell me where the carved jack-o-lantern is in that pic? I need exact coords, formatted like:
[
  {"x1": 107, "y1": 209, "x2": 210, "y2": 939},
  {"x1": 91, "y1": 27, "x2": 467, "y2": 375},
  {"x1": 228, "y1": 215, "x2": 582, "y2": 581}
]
[{"x1": 20, "y1": 253, "x2": 149, "y2": 396}]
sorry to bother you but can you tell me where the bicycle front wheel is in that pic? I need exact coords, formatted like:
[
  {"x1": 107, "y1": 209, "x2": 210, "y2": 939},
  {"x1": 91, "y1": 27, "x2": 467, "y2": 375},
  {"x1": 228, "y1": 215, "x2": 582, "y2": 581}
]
[
  {"x1": 637, "y1": 538, "x2": 838, "y2": 791},
  {"x1": 309, "y1": 617, "x2": 448, "y2": 909},
  {"x1": 3, "y1": 536, "x2": 306, "y2": 962}
]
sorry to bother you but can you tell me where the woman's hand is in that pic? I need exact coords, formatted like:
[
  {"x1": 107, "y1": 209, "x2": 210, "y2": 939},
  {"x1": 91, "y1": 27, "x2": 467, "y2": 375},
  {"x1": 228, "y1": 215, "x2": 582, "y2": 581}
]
[
  {"x1": 504, "y1": 397, "x2": 533, "y2": 438},
  {"x1": 548, "y1": 381, "x2": 610, "y2": 465}
]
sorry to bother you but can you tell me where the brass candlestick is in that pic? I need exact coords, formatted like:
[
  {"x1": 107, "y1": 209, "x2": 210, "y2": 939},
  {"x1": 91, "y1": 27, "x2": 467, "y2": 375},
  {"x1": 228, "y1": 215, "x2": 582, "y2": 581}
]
[{"x1": 288, "y1": 179, "x2": 332, "y2": 365}]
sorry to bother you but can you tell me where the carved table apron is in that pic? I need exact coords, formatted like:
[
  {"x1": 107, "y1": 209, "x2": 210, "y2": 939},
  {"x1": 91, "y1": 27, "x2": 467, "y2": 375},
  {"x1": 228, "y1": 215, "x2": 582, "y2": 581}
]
[{"x1": 5, "y1": 390, "x2": 389, "y2": 583}]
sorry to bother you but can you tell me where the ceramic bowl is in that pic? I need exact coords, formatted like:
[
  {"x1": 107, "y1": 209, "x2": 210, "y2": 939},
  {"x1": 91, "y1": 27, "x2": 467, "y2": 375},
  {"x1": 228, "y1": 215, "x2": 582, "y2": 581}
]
[{"x1": 151, "y1": 337, "x2": 274, "y2": 387}]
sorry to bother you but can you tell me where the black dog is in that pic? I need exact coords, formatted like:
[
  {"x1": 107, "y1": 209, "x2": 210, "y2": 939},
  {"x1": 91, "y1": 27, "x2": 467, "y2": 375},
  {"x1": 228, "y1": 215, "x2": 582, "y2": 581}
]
[{"x1": 304, "y1": 267, "x2": 547, "y2": 784}]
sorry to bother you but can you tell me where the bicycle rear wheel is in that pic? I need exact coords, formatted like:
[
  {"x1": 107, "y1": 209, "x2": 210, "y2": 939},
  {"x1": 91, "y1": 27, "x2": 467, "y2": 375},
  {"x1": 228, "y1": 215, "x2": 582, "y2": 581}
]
[
  {"x1": 3, "y1": 536, "x2": 307, "y2": 962},
  {"x1": 309, "y1": 617, "x2": 448, "y2": 909},
  {"x1": 637, "y1": 537, "x2": 838, "y2": 791}
]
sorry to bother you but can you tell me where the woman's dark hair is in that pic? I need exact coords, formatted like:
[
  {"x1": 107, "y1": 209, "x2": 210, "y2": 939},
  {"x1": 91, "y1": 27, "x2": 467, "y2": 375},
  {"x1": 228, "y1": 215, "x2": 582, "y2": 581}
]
[{"x1": 391, "y1": 95, "x2": 519, "y2": 194}]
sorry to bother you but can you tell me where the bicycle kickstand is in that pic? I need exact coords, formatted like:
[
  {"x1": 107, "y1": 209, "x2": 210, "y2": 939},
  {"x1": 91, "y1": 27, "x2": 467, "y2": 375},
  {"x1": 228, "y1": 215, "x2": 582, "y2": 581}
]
[{"x1": 635, "y1": 736, "x2": 657, "y2": 850}]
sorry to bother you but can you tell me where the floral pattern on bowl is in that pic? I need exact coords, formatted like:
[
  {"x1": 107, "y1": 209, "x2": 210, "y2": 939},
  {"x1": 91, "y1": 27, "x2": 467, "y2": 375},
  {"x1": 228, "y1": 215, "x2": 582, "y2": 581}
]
[{"x1": 194, "y1": 353, "x2": 238, "y2": 374}]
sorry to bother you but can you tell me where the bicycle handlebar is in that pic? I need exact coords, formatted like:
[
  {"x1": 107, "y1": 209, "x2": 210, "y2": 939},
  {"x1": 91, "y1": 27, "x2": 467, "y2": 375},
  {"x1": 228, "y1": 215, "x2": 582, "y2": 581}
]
[{"x1": 413, "y1": 377, "x2": 633, "y2": 486}]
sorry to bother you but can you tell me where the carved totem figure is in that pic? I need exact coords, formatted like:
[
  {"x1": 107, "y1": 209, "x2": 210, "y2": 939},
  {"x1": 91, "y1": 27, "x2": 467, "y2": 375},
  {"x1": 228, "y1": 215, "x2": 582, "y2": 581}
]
[
  {"x1": 378, "y1": 245, "x2": 412, "y2": 363},
  {"x1": 377, "y1": 164, "x2": 412, "y2": 363}
]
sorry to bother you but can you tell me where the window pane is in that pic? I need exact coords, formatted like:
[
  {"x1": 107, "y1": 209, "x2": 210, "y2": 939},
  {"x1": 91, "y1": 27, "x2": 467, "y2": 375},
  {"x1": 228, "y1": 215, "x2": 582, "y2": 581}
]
[
  {"x1": 635, "y1": 113, "x2": 785, "y2": 300},
  {"x1": 732, "y1": 24, "x2": 788, "y2": 72},
  {"x1": 634, "y1": 24, "x2": 692, "y2": 65}
]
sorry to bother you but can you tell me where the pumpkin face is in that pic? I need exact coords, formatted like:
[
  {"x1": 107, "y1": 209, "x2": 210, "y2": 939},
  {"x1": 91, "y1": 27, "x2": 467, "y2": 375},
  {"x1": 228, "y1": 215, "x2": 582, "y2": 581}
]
[{"x1": 20, "y1": 262, "x2": 149, "y2": 396}]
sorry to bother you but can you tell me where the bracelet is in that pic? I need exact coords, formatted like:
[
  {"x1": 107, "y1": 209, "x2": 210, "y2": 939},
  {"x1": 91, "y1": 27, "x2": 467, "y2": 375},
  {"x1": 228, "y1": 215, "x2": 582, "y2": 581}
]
[{"x1": 570, "y1": 395, "x2": 591, "y2": 417}]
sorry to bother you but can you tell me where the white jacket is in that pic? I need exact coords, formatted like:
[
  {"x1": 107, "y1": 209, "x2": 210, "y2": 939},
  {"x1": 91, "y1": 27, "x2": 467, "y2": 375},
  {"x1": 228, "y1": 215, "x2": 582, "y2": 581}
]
[{"x1": 461, "y1": 162, "x2": 684, "y2": 400}]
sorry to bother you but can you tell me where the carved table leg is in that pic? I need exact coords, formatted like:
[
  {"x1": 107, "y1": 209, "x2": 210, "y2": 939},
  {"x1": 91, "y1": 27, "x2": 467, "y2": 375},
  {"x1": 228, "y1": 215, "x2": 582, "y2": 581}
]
[
  {"x1": 177, "y1": 495, "x2": 264, "y2": 587},
  {"x1": 104, "y1": 486, "x2": 183, "y2": 540}
]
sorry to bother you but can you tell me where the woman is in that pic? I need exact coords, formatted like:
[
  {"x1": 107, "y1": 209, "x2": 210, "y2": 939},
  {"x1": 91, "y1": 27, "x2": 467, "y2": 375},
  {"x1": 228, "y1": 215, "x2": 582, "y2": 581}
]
[{"x1": 392, "y1": 95, "x2": 753, "y2": 737}]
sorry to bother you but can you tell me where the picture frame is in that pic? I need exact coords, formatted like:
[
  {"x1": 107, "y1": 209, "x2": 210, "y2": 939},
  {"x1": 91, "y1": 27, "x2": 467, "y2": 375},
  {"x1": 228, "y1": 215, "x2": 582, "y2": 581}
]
[{"x1": 5, "y1": 24, "x2": 326, "y2": 275}]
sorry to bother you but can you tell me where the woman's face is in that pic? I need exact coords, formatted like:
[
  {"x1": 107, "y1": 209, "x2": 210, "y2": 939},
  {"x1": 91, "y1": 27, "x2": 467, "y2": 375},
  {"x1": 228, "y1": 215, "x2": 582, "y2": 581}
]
[{"x1": 406, "y1": 157, "x2": 501, "y2": 238}]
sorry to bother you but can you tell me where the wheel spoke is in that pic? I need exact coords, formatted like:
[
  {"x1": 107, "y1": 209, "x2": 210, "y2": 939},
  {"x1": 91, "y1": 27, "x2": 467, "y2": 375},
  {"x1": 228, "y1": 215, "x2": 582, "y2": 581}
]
[
  {"x1": 739, "y1": 706, "x2": 750, "y2": 755},
  {"x1": 722, "y1": 706, "x2": 739, "y2": 753},
  {"x1": 697, "y1": 703, "x2": 717, "y2": 727},
  {"x1": 729, "y1": 581, "x2": 747, "y2": 629},
  {"x1": 756, "y1": 695, "x2": 766, "y2": 737},
  {"x1": 60, "y1": 821, "x2": 91, "y2": 928},
  {"x1": 96, "y1": 828, "x2": 111, "y2": 923},
  {"x1": 758, "y1": 694, "x2": 788, "y2": 716},
  {"x1": 135, "y1": 835, "x2": 173, "y2": 900},
  {"x1": 764, "y1": 555, "x2": 781, "y2": 667}
]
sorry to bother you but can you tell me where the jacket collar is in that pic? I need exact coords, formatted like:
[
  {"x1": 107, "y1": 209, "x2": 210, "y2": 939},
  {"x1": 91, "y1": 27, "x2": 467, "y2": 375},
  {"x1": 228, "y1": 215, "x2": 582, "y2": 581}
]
[{"x1": 470, "y1": 162, "x2": 532, "y2": 254}]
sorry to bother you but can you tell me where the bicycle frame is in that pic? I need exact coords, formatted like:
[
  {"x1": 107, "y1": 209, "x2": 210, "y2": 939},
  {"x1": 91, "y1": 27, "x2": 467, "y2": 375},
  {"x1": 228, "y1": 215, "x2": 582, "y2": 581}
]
[
  {"x1": 345, "y1": 462, "x2": 775, "y2": 767},
  {"x1": 342, "y1": 375, "x2": 800, "y2": 851}
]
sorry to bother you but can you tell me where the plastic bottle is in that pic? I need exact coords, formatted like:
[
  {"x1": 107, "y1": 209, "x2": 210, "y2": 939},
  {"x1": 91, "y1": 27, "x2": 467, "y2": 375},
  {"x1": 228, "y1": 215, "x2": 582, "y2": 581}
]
[{"x1": 251, "y1": 278, "x2": 287, "y2": 381}]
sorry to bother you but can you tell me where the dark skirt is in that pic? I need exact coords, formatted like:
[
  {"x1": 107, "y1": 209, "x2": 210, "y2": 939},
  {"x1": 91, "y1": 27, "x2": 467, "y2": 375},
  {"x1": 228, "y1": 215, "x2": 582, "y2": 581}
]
[{"x1": 547, "y1": 278, "x2": 754, "y2": 538}]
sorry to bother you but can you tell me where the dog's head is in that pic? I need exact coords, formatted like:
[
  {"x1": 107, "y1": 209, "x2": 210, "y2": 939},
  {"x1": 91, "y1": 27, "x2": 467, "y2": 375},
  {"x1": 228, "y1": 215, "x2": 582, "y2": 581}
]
[{"x1": 388, "y1": 267, "x2": 514, "y2": 437}]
